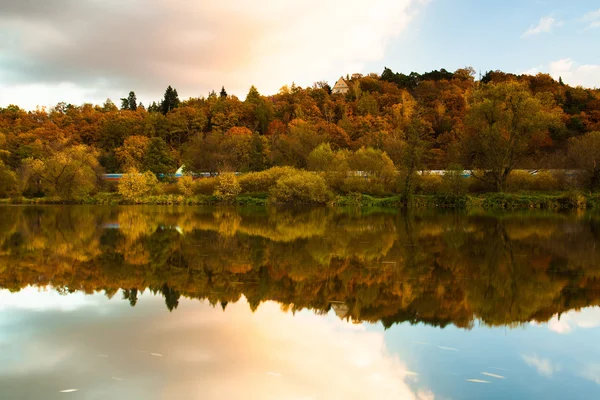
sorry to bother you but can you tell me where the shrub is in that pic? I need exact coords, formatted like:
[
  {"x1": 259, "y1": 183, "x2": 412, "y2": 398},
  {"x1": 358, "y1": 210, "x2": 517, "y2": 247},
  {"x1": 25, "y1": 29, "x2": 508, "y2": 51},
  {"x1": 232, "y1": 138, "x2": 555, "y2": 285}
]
[
  {"x1": 214, "y1": 172, "x2": 241, "y2": 203},
  {"x1": 441, "y1": 166, "x2": 469, "y2": 196},
  {"x1": 414, "y1": 173, "x2": 443, "y2": 194},
  {"x1": 176, "y1": 175, "x2": 194, "y2": 196},
  {"x1": 506, "y1": 170, "x2": 558, "y2": 192},
  {"x1": 341, "y1": 175, "x2": 386, "y2": 196},
  {"x1": 238, "y1": 166, "x2": 297, "y2": 193},
  {"x1": 118, "y1": 169, "x2": 158, "y2": 202},
  {"x1": 269, "y1": 170, "x2": 332, "y2": 204},
  {"x1": 193, "y1": 176, "x2": 219, "y2": 195},
  {"x1": 0, "y1": 161, "x2": 18, "y2": 198}
]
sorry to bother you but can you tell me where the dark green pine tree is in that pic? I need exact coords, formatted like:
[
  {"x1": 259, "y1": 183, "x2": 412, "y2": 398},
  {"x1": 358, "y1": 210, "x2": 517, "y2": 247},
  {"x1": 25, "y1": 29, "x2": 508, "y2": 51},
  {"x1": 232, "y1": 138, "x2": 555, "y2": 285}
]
[
  {"x1": 220, "y1": 86, "x2": 227, "y2": 99},
  {"x1": 142, "y1": 137, "x2": 175, "y2": 177},
  {"x1": 160, "y1": 85, "x2": 180, "y2": 115},
  {"x1": 127, "y1": 91, "x2": 137, "y2": 111},
  {"x1": 148, "y1": 101, "x2": 160, "y2": 113},
  {"x1": 120, "y1": 91, "x2": 138, "y2": 111}
]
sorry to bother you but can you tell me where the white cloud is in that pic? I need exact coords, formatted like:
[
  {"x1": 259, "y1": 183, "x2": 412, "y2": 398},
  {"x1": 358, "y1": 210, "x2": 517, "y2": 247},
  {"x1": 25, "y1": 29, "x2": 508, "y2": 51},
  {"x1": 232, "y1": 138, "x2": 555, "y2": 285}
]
[
  {"x1": 583, "y1": 8, "x2": 600, "y2": 29},
  {"x1": 521, "y1": 58, "x2": 600, "y2": 88},
  {"x1": 522, "y1": 16, "x2": 563, "y2": 37},
  {"x1": 0, "y1": 0, "x2": 429, "y2": 109},
  {"x1": 583, "y1": 8, "x2": 600, "y2": 21},
  {"x1": 522, "y1": 354, "x2": 561, "y2": 377}
]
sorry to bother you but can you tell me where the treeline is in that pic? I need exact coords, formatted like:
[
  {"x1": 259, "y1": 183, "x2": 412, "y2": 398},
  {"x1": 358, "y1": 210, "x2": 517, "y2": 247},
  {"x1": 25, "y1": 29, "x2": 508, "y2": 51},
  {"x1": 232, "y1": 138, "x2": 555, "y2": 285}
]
[
  {"x1": 1, "y1": 67, "x2": 600, "y2": 200},
  {"x1": 1, "y1": 206, "x2": 600, "y2": 328}
]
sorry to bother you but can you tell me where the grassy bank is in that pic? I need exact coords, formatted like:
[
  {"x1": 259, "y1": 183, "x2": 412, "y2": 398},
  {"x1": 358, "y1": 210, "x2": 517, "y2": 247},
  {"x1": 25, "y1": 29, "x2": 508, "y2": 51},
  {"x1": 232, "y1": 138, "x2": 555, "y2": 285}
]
[{"x1": 3, "y1": 191, "x2": 600, "y2": 210}]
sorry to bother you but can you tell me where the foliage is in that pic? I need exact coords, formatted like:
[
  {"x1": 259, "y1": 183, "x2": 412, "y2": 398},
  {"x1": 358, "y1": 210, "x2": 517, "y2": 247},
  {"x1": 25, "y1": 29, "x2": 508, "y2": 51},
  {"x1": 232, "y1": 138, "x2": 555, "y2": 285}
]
[
  {"x1": 176, "y1": 175, "x2": 195, "y2": 196},
  {"x1": 214, "y1": 172, "x2": 241, "y2": 203},
  {"x1": 269, "y1": 170, "x2": 332, "y2": 204},
  {"x1": 118, "y1": 169, "x2": 159, "y2": 202},
  {"x1": 462, "y1": 81, "x2": 562, "y2": 191},
  {"x1": 142, "y1": 137, "x2": 175, "y2": 177},
  {"x1": 568, "y1": 131, "x2": 600, "y2": 191},
  {"x1": 0, "y1": 161, "x2": 18, "y2": 197},
  {"x1": 192, "y1": 177, "x2": 219, "y2": 195},
  {"x1": 20, "y1": 145, "x2": 102, "y2": 200},
  {"x1": 238, "y1": 166, "x2": 298, "y2": 193}
]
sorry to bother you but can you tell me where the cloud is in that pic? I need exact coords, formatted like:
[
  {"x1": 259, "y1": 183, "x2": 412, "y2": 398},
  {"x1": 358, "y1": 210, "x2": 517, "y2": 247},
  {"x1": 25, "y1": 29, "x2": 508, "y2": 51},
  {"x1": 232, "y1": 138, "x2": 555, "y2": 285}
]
[
  {"x1": 522, "y1": 58, "x2": 600, "y2": 88},
  {"x1": 522, "y1": 354, "x2": 560, "y2": 377},
  {"x1": 0, "y1": 0, "x2": 427, "y2": 109},
  {"x1": 583, "y1": 8, "x2": 600, "y2": 29},
  {"x1": 522, "y1": 16, "x2": 563, "y2": 37}
]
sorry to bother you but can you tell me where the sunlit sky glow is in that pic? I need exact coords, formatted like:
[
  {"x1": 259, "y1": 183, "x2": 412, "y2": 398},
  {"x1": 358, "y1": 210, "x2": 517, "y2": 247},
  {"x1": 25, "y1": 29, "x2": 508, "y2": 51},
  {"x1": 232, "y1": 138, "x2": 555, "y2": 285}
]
[{"x1": 0, "y1": 0, "x2": 599, "y2": 109}]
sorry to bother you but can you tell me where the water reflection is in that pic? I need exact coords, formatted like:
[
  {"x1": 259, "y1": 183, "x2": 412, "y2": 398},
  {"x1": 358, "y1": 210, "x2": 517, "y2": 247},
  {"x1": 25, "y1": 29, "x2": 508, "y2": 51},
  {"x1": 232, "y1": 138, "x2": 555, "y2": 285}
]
[
  {"x1": 1, "y1": 205, "x2": 600, "y2": 329},
  {"x1": 0, "y1": 291, "x2": 433, "y2": 400}
]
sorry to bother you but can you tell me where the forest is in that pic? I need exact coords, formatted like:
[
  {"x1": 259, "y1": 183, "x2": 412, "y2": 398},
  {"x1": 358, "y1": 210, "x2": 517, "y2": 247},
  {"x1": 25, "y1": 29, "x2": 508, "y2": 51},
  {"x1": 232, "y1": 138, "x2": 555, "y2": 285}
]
[
  {"x1": 1, "y1": 67, "x2": 600, "y2": 203},
  {"x1": 1, "y1": 206, "x2": 599, "y2": 329}
]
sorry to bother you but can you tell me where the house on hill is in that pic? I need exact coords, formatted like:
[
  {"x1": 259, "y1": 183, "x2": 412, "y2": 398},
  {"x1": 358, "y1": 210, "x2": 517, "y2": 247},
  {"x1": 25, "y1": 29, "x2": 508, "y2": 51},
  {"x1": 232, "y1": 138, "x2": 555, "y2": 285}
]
[{"x1": 331, "y1": 77, "x2": 349, "y2": 94}]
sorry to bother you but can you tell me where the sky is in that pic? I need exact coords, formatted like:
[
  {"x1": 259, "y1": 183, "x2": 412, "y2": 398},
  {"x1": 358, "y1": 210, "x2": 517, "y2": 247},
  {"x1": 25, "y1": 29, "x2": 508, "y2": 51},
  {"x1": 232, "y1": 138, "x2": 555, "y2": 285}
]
[{"x1": 0, "y1": 0, "x2": 599, "y2": 110}]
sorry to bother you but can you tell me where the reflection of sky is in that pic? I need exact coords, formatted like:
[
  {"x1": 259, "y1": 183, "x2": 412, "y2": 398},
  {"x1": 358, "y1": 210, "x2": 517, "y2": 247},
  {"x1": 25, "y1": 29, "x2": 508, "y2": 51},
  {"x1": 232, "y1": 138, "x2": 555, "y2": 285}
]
[
  {"x1": 1, "y1": 289, "x2": 600, "y2": 399},
  {"x1": 0, "y1": 289, "x2": 431, "y2": 400}
]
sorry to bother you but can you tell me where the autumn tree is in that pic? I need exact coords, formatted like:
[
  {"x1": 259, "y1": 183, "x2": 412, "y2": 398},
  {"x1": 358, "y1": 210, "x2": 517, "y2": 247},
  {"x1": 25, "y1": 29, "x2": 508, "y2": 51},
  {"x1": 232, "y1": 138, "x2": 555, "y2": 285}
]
[
  {"x1": 118, "y1": 169, "x2": 159, "y2": 202},
  {"x1": 115, "y1": 135, "x2": 150, "y2": 171},
  {"x1": 461, "y1": 82, "x2": 561, "y2": 192},
  {"x1": 20, "y1": 145, "x2": 102, "y2": 199},
  {"x1": 568, "y1": 131, "x2": 600, "y2": 191}
]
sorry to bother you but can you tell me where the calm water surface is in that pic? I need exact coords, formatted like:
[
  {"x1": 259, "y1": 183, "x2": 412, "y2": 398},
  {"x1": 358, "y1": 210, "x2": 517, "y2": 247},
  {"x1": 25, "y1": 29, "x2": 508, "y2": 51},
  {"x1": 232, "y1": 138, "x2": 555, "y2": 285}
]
[{"x1": 1, "y1": 205, "x2": 600, "y2": 399}]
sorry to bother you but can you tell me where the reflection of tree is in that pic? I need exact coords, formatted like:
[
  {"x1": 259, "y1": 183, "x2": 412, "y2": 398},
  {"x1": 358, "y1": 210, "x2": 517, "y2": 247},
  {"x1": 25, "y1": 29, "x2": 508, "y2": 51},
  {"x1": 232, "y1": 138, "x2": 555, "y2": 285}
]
[{"x1": 1, "y1": 206, "x2": 600, "y2": 329}]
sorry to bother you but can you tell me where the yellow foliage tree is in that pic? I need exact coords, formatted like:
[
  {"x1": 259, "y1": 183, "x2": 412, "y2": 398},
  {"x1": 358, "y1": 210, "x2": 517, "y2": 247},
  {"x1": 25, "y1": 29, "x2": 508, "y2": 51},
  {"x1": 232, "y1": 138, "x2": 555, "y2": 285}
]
[
  {"x1": 118, "y1": 169, "x2": 158, "y2": 202},
  {"x1": 214, "y1": 172, "x2": 241, "y2": 203}
]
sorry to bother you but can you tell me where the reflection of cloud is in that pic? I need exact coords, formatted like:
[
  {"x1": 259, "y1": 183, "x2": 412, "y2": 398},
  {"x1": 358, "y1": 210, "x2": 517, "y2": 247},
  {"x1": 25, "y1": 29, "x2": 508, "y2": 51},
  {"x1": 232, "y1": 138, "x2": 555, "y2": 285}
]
[
  {"x1": 0, "y1": 286, "x2": 100, "y2": 311},
  {"x1": 522, "y1": 354, "x2": 560, "y2": 377},
  {"x1": 581, "y1": 364, "x2": 600, "y2": 385},
  {"x1": 0, "y1": 293, "x2": 434, "y2": 400},
  {"x1": 545, "y1": 308, "x2": 600, "y2": 334}
]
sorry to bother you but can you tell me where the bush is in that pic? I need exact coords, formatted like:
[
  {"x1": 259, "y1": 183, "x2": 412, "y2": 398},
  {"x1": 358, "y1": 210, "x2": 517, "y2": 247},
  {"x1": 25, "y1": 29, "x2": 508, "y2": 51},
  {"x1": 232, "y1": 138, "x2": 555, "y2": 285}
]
[
  {"x1": 238, "y1": 166, "x2": 297, "y2": 193},
  {"x1": 269, "y1": 170, "x2": 332, "y2": 204},
  {"x1": 341, "y1": 175, "x2": 386, "y2": 196},
  {"x1": 118, "y1": 169, "x2": 158, "y2": 202},
  {"x1": 176, "y1": 175, "x2": 194, "y2": 196},
  {"x1": 441, "y1": 166, "x2": 470, "y2": 196},
  {"x1": 192, "y1": 176, "x2": 219, "y2": 195},
  {"x1": 0, "y1": 161, "x2": 18, "y2": 198},
  {"x1": 506, "y1": 170, "x2": 558, "y2": 192},
  {"x1": 414, "y1": 174, "x2": 443, "y2": 194},
  {"x1": 214, "y1": 172, "x2": 241, "y2": 203}
]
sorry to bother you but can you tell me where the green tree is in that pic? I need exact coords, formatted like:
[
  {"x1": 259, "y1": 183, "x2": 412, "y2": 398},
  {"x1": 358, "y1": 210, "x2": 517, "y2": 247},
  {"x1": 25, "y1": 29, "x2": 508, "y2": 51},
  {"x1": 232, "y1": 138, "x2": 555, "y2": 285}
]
[
  {"x1": 142, "y1": 137, "x2": 175, "y2": 177},
  {"x1": 120, "y1": 91, "x2": 138, "y2": 111},
  {"x1": 160, "y1": 86, "x2": 180, "y2": 115}
]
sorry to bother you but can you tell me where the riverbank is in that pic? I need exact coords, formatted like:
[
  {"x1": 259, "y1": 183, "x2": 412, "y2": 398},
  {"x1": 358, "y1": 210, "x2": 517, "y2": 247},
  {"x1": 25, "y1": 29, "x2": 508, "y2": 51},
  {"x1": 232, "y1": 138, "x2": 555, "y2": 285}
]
[{"x1": 3, "y1": 191, "x2": 599, "y2": 209}]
